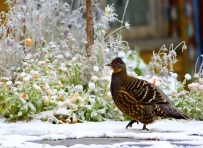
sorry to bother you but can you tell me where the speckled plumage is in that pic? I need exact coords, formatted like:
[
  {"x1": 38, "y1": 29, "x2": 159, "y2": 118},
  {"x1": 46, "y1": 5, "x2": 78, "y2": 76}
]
[{"x1": 107, "y1": 57, "x2": 190, "y2": 130}]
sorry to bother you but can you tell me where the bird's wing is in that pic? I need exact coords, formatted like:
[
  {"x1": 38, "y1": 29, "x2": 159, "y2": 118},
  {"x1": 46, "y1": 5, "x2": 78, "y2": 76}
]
[{"x1": 121, "y1": 79, "x2": 169, "y2": 104}]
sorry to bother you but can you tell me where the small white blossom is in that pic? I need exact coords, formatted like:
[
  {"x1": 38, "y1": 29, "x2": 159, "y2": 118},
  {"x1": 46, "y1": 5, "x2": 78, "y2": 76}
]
[
  {"x1": 178, "y1": 90, "x2": 187, "y2": 96},
  {"x1": 19, "y1": 72, "x2": 26, "y2": 78},
  {"x1": 182, "y1": 44, "x2": 187, "y2": 52},
  {"x1": 52, "y1": 59, "x2": 58, "y2": 65},
  {"x1": 33, "y1": 84, "x2": 41, "y2": 91},
  {"x1": 198, "y1": 85, "x2": 203, "y2": 91},
  {"x1": 101, "y1": 76, "x2": 111, "y2": 83},
  {"x1": 58, "y1": 90, "x2": 65, "y2": 95},
  {"x1": 42, "y1": 96, "x2": 49, "y2": 102},
  {"x1": 199, "y1": 78, "x2": 203, "y2": 84},
  {"x1": 22, "y1": 75, "x2": 32, "y2": 82},
  {"x1": 25, "y1": 53, "x2": 32, "y2": 60},
  {"x1": 91, "y1": 75, "x2": 99, "y2": 82},
  {"x1": 59, "y1": 66, "x2": 67, "y2": 72},
  {"x1": 56, "y1": 55, "x2": 64, "y2": 60},
  {"x1": 38, "y1": 61, "x2": 46, "y2": 66},
  {"x1": 194, "y1": 73, "x2": 200, "y2": 79},
  {"x1": 88, "y1": 82, "x2": 95, "y2": 89},
  {"x1": 107, "y1": 91, "x2": 112, "y2": 98},
  {"x1": 171, "y1": 90, "x2": 177, "y2": 96},
  {"x1": 124, "y1": 21, "x2": 130, "y2": 30},
  {"x1": 185, "y1": 74, "x2": 192, "y2": 80},
  {"x1": 6, "y1": 81, "x2": 12, "y2": 85},
  {"x1": 188, "y1": 83, "x2": 199, "y2": 89},
  {"x1": 75, "y1": 85, "x2": 83, "y2": 92},
  {"x1": 44, "y1": 83, "x2": 50, "y2": 90},
  {"x1": 171, "y1": 72, "x2": 178, "y2": 78},
  {"x1": 15, "y1": 81, "x2": 22, "y2": 86},
  {"x1": 30, "y1": 70, "x2": 40, "y2": 76},
  {"x1": 93, "y1": 66, "x2": 99, "y2": 72},
  {"x1": 52, "y1": 89, "x2": 57, "y2": 95},
  {"x1": 104, "y1": 4, "x2": 118, "y2": 21}
]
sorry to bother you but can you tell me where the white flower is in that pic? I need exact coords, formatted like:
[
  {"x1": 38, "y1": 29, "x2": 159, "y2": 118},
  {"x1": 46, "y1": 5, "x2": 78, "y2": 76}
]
[
  {"x1": 178, "y1": 90, "x2": 187, "y2": 96},
  {"x1": 52, "y1": 59, "x2": 58, "y2": 65},
  {"x1": 198, "y1": 85, "x2": 203, "y2": 91},
  {"x1": 25, "y1": 53, "x2": 32, "y2": 60},
  {"x1": 75, "y1": 85, "x2": 83, "y2": 92},
  {"x1": 19, "y1": 72, "x2": 26, "y2": 78},
  {"x1": 107, "y1": 91, "x2": 112, "y2": 98},
  {"x1": 88, "y1": 82, "x2": 95, "y2": 89},
  {"x1": 194, "y1": 73, "x2": 200, "y2": 79},
  {"x1": 58, "y1": 90, "x2": 65, "y2": 95},
  {"x1": 22, "y1": 62, "x2": 28, "y2": 67},
  {"x1": 91, "y1": 75, "x2": 99, "y2": 82},
  {"x1": 22, "y1": 75, "x2": 32, "y2": 82},
  {"x1": 105, "y1": 48, "x2": 109, "y2": 52},
  {"x1": 38, "y1": 61, "x2": 46, "y2": 66},
  {"x1": 182, "y1": 44, "x2": 187, "y2": 52},
  {"x1": 30, "y1": 70, "x2": 39, "y2": 76},
  {"x1": 72, "y1": 57, "x2": 77, "y2": 61},
  {"x1": 184, "y1": 74, "x2": 191, "y2": 80},
  {"x1": 42, "y1": 96, "x2": 49, "y2": 102},
  {"x1": 33, "y1": 84, "x2": 41, "y2": 91},
  {"x1": 44, "y1": 83, "x2": 50, "y2": 90},
  {"x1": 171, "y1": 90, "x2": 177, "y2": 96},
  {"x1": 124, "y1": 21, "x2": 130, "y2": 30},
  {"x1": 188, "y1": 83, "x2": 199, "y2": 89},
  {"x1": 171, "y1": 72, "x2": 178, "y2": 78},
  {"x1": 15, "y1": 81, "x2": 22, "y2": 86},
  {"x1": 59, "y1": 66, "x2": 67, "y2": 72},
  {"x1": 65, "y1": 52, "x2": 71, "y2": 58},
  {"x1": 198, "y1": 78, "x2": 203, "y2": 84},
  {"x1": 93, "y1": 66, "x2": 99, "y2": 72},
  {"x1": 104, "y1": 4, "x2": 118, "y2": 21},
  {"x1": 6, "y1": 81, "x2": 12, "y2": 85},
  {"x1": 52, "y1": 89, "x2": 57, "y2": 95},
  {"x1": 101, "y1": 76, "x2": 111, "y2": 83},
  {"x1": 57, "y1": 81, "x2": 63, "y2": 87},
  {"x1": 56, "y1": 55, "x2": 64, "y2": 60}
]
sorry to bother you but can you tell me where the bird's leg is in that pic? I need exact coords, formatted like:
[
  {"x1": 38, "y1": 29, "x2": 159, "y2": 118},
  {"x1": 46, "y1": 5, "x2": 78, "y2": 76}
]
[
  {"x1": 126, "y1": 120, "x2": 139, "y2": 129},
  {"x1": 142, "y1": 124, "x2": 148, "y2": 130}
]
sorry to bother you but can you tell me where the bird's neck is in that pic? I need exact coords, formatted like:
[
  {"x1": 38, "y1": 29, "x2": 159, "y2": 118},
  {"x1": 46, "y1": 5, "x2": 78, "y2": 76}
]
[
  {"x1": 111, "y1": 70, "x2": 132, "y2": 97},
  {"x1": 112, "y1": 69, "x2": 132, "y2": 82}
]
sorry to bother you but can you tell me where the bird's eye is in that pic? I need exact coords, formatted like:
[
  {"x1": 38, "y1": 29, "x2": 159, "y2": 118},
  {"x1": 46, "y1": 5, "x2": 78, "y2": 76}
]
[{"x1": 113, "y1": 62, "x2": 120, "y2": 65}]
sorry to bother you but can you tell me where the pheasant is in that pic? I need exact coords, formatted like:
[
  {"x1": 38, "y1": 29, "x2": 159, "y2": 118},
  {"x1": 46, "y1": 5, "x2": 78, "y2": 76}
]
[{"x1": 107, "y1": 57, "x2": 190, "y2": 130}]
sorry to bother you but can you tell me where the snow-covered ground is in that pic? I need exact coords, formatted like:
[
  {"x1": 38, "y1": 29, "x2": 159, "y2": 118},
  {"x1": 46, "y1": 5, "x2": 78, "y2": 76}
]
[{"x1": 0, "y1": 116, "x2": 203, "y2": 148}]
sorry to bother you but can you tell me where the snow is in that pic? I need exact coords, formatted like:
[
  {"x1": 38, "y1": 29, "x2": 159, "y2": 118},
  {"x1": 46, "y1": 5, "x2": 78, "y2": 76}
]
[{"x1": 0, "y1": 118, "x2": 203, "y2": 148}]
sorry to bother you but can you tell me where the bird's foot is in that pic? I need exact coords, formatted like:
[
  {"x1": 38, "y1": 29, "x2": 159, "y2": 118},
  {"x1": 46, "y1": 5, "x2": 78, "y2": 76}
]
[
  {"x1": 126, "y1": 120, "x2": 139, "y2": 129},
  {"x1": 142, "y1": 124, "x2": 148, "y2": 130}
]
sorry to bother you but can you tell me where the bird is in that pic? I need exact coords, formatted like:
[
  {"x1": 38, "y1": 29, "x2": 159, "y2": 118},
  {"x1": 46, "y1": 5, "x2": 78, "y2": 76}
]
[{"x1": 106, "y1": 57, "x2": 191, "y2": 130}]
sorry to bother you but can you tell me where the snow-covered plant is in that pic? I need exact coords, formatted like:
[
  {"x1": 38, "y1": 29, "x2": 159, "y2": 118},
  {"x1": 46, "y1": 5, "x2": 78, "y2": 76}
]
[
  {"x1": 0, "y1": 0, "x2": 141, "y2": 122},
  {"x1": 145, "y1": 41, "x2": 187, "y2": 77},
  {"x1": 172, "y1": 56, "x2": 203, "y2": 120},
  {"x1": 140, "y1": 42, "x2": 187, "y2": 95}
]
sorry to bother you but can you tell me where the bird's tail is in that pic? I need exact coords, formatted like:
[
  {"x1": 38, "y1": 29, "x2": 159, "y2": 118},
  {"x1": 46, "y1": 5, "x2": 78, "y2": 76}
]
[{"x1": 157, "y1": 104, "x2": 191, "y2": 120}]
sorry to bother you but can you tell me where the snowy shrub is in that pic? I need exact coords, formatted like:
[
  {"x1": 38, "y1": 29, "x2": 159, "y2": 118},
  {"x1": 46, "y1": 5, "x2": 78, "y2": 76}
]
[
  {"x1": 144, "y1": 41, "x2": 203, "y2": 120},
  {"x1": 172, "y1": 56, "x2": 203, "y2": 120},
  {"x1": 0, "y1": 0, "x2": 144, "y2": 122}
]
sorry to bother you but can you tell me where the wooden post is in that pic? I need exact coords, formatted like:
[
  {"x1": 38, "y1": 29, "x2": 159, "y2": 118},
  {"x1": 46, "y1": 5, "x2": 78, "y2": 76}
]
[{"x1": 85, "y1": 0, "x2": 94, "y2": 57}]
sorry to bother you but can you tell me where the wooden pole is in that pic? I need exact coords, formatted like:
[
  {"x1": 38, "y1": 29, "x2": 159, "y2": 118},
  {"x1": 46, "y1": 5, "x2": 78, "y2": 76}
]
[{"x1": 85, "y1": 0, "x2": 94, "y2": 57}]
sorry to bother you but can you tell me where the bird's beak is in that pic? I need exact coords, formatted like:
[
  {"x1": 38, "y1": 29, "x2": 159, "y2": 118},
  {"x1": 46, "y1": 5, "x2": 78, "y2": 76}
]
[{"x1": 106, "y1": 63, "x2": 112, "y2": 66}]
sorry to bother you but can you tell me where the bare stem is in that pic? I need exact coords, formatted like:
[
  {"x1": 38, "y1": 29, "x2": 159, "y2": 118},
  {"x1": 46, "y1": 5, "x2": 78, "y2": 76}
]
[{"x1": 85, "y1": 0, "x2": 94, "y2": 57}]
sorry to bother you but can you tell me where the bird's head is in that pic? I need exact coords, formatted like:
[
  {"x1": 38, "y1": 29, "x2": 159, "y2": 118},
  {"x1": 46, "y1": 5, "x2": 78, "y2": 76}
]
[{"x1": 106, "y1": 57, "x2": 126, "y2": 73}]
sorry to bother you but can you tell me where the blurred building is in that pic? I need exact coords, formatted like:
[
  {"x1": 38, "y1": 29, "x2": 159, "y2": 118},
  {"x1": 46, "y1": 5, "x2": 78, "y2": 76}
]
[{"x1": 101, "y1": 0, "x2": 203, "y2": 80}]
